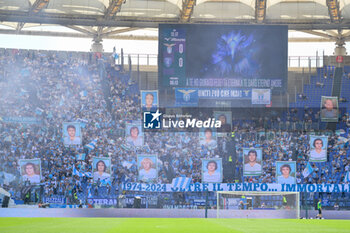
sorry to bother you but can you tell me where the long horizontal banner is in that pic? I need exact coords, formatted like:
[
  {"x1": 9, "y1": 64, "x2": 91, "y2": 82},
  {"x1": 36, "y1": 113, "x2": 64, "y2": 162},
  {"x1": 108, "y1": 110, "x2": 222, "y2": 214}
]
[
  {"x1": 122, "y1": 182, "x2": 350, "y2": 193},
  {"x1": 2, "y1": 117, "x2": 41, "y2": 124},
  {"x1": 87, "y1": 198, "x2": 118, "y2": 206},
  {"x1": 198, "y1": 88, "x2": 252, "y2": 99}
]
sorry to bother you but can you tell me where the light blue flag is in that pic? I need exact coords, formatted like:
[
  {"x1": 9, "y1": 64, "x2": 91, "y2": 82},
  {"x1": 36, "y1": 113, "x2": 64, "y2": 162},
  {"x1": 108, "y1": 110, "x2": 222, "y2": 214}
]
[
  {"x1": 302, "y1": 162, "x2": 314, "y2": 177},
  {"x1": 73, "y1": 165, "x2": 84, "y2": 177},
  {"x1": 171, "y1": 177, "x2": 192, "y2": 191},
  {"x1": 85, "y1": 139, "x2": 97, "y2": 151},
  {"x1": 73, "y1": 165, "x2": 92, "y2": 178},
  {"x1": 88, "y1": 187, "x2": 93, "y2": 198},
  {"x1": 35, "y1": 107, "x2": 44, "y2": 115},
  {"x1": 80, "y1": 90, "x2": 87, "y2": 98},
  {"x1": 344, "y1": 171, "x2": 350, "y2": 183},
  {"x1": 76, "y1": 153, "x2": 86, "y2": 161}
]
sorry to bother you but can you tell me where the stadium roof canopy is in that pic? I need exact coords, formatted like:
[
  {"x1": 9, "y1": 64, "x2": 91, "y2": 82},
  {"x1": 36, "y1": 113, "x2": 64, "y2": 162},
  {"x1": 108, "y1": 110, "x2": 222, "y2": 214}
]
[{"x1": 0, "y1": 0, "x2": 350, "y2": 43}]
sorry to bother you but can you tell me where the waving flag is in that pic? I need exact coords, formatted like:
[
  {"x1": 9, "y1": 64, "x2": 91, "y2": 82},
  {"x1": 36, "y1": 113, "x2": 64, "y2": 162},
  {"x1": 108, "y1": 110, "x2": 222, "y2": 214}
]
[
  {"x1": 76, "y1": 153, "x2": 86, "y2": 161},
  {"x1": 171, "y1": 177, "x2": 192, "y2": 191},
  {"x1": 79, "y1": 90, "x2": 87, "y2": 99},
  {"x1": 73, "y1": 165, "x2": 83, "y2": 177},
  {"x1": 73, "y1": 165, "x2": 92, "y2": 178},
  {"x1": 100, "y1": 177, "x2": 111, "y2": 186},
  {"x1": 302, "y1": 162, "x2": 314, "y2": 177},
  {"x1": 85, "y1": 139, "x2": 97, "y2": 151},
  {"x1": 344, "y1": 171, "x2": 350, "y2": 183},
  {"x1": 84, "y1": 172, "x2": 92, "y2": 178},
  {"x1": 35, "y1": 107, "x2": 44, "y2": 115},
  {"x1": 88, "y1": 187, "x2": 93, "y2": 198}
]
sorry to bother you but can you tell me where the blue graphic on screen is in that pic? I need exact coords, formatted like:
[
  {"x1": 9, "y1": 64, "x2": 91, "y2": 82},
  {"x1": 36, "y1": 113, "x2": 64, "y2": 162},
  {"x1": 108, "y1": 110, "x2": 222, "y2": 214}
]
[{"x1": 211, "y1": 31, "x2": 259, "y2": 77}]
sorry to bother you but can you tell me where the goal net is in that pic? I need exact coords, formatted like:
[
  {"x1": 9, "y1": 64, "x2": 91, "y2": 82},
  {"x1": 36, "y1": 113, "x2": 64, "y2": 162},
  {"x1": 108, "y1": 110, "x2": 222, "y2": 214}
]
[{"x1": 217, "y1": 191, "x2": 300, "y2": 219}]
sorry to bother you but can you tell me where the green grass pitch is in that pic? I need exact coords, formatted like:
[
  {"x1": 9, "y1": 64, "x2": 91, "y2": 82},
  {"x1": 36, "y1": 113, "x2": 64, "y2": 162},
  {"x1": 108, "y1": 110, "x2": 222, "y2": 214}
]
[{"x1": 1, "y1": 218, "x2": 350, "y2": 233}]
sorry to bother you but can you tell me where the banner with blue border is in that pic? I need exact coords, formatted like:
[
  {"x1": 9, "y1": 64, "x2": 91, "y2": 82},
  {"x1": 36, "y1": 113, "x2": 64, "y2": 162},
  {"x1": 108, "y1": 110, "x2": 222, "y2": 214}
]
[{"x1": 122, "y1": 182, "x2": 350, "y2": 193}]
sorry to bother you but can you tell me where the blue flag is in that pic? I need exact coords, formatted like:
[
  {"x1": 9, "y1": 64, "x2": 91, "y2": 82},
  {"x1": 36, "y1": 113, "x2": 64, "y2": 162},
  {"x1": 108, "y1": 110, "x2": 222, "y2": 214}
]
[
  {"x1": 85, "y1": 139, "x2": 97, "y2": 151},
  {"x1": 344, "y1": 171, "x2": 350, "y2": 183},
  {"x1": 76, "y1": 153, "x2": 86, "y2": 161},
  {"x1": 302, "y1": 162, "x2": 314, "y2": 177},
  {"x1": 171, "y1": 177, "x2": 191, "y2": 191}
]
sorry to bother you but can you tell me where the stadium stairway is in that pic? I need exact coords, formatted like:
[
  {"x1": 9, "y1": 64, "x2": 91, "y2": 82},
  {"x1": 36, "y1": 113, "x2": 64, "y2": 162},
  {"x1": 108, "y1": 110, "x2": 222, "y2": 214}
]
[
  {"x1": 327, "y1": 67, "x2": 343, "y2": 131},
  {"x1": 340, "y1": 66, "x2": 350, "y2": 111},
  {"x1": 289, "y1": 67, "x2": 334, "y2": 109}
]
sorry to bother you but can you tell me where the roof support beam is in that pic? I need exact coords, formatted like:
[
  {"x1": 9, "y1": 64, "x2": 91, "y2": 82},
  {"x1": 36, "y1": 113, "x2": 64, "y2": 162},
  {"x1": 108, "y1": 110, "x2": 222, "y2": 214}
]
[
  {"x1": 180, "y1": 0, "x2": 196, "y2": 23},
  {"x1": 0, "y1": 28, "x2": 343, "y2": 43},
  {"x1": 0, "y1": 28, "x2": 157, "y2": 40},
  {"x1": 65, "y1": 25, "x2": 96, "y2": 36},
  {"x1": 31, "y1": 0, "x2": 50, "y2": 14},
  {"x1": 16, "y1": 0, "x2": 49, "y2": 33},
  {"x1": 255, "y1": 0, "x2": 267, "y2": 23},
  {"x1": 300, "y1": 30, "x2": 335, "y2": 39},
  {"x1": 16, "y1": 22, "x2": 25, "y2": 33},
  {"x1": 326, "y1": 0, "x2": 341, "y2": 23},
  {"x1": 4, "y1": 11, "x2": 350, "y2": 30},
  {"x1": 101, "y1": 27, "x2": 138, "y2": 36},
  {"x1": 105, "y1": 0, "x2": 125, "y2": 19}
]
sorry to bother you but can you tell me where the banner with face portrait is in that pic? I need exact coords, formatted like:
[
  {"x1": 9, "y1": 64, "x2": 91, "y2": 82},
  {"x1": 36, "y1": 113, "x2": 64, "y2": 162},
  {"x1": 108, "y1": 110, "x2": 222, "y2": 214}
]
[
  {"x1": 213, "y1": 111, "x2": 232, "y2": 136},
  {"x1": 63, "y1": 122, "x2": 82, "y2": 146},
  {"x1": 243, "y1": 148, "x2": 263, "y2": 176},
  {"x1": 320, "y1": 96, "x2": 339, "y2": 122},
  {"x1": 202, "y1": 158, "x2": 223, "y2": 183},
  {"x1": 125, "y1": 120, "x2": 144, "y2": 147},
  {"x1": 92, "y1": 157, "x2": 111, "y2": 185},
  {"x1": 19, "y1": 159, "x2": 42, "y2": 184},
  {"x1": 141, "y1": 90, "x2": 158, "y2": 112},
  {"x1": 137, "y1": 154, "x2": 157, "y2": 183},
  {"x1": 309, "y1": 135, "x2": 328, "y2": 162},
  {"x1": 199, "y1": 127, "x2": 217, "y2": 149},
  {"x1": 276, "y1": 161, "x2": 296, "y2": 185}
]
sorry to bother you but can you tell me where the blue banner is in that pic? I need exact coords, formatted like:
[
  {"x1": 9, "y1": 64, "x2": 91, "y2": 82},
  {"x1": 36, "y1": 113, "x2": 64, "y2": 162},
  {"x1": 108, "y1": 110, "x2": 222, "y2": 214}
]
[
  {"x1": 198, "y1": 88, "x2": 251, "y2": 99},
  {"x1": 87, "y1": 198, "x2": 118, "y2": 206},
  {"x1": 43, "y1": 197, "x2": 66, "y2": 204},
  {"x1": 122, "y1": 182, "x2": 350, "y2": 193},
  {"x1": 2, "y1": 117, "x2": 41, "y2": 124},
  {"x1": 175, "y1": 88, "x2": 198, "y2": 106}
]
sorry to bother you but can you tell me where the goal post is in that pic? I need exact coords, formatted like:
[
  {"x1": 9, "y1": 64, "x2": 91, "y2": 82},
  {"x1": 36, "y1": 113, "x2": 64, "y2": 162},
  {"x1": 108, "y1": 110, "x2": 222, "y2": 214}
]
[{"x1": 216, "y1": 191, "x2": 300, "y2": 219}]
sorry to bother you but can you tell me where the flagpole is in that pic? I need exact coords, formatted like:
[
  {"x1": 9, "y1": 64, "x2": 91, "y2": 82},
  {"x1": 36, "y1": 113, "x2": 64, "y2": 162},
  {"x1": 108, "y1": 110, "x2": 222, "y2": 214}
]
[{"x1": 205, "y1": 189, "x2": 209, "y2": 218}]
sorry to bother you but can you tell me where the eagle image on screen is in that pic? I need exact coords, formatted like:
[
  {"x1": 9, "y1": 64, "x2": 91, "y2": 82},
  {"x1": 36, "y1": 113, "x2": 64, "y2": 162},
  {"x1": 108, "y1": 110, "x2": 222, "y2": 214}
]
[{"x1": 211, "y1": 31, "x2": 259, "y2": 77}]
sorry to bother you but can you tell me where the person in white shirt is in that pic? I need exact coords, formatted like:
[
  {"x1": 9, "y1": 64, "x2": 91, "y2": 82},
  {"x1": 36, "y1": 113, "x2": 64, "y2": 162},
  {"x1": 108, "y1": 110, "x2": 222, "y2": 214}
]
[
  {"x1": 139, "y1": 158, "x2": 157, "y2": 182},
  {"x1": 126, "y1": 126, "x2": 143, "y2": 147},
  {"x1": 143, "y1": 93, "x2": 157, "y2": 112},
  {"x1": 203, "y1": 160, "x2": 221, "y2": 183},
  {"x1": 64, "y1": 125, "x2": 81, "y2": 145},
  {"x1": 244, "y1": 150, "x2": 262, "y2": 174},
  {"x1": 200, "y1": 128, "x2": 217, "y2": 149},
  {"x1": 93, "y1": 160, "x2": 110, "y2": 183},
  {"x1": 277, "y1": 164, "x2": 295, "y2": 184},
  {"x1": 310, "y1": 138, "x2": 327, "y2": 162},
  {"x1": 320, "y1": 99, "x2": 338, "y2": 119}
]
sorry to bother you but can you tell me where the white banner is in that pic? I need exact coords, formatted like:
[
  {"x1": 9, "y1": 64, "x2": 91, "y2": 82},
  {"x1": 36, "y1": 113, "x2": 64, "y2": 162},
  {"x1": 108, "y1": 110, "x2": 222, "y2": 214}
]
[{"x1": 122, "y1": 182, "x2": 350, "y2": 193}]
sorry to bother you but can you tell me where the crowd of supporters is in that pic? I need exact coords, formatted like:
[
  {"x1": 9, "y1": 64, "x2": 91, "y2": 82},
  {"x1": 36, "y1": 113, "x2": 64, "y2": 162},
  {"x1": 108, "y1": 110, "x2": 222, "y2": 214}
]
[{"x1": 0, "y1": 48, "x2": 349, "y2": 208}]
